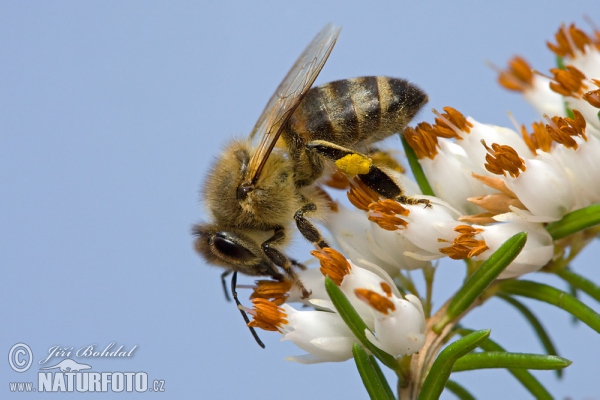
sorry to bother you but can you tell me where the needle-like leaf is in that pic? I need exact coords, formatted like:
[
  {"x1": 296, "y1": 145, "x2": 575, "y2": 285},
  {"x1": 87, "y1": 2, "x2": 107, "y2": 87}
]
[{"x1": 352, "y1": 343, "x2": 395, "y2": 400}]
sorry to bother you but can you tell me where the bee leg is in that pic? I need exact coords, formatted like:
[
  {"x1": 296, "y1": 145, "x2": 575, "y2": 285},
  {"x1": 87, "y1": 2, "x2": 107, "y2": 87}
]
[
  {"x1": 261, "y1": 228, "x2": 311, "y2": 298},
  {"x1": 294, "y1": 203, "x2": 329, "y2": 249},
  {"x1": 289, "y1": 257, "x2": 307, "y2": 270},
  {"x1": 307, "y1": 140, "x2": 431, "y2": 207},
  {"x1": 231, "y1": 271, "x2": 265, "y2": 349},
  {"x1": 221, "y1": 270, "x2": 232, "y2": 302}
]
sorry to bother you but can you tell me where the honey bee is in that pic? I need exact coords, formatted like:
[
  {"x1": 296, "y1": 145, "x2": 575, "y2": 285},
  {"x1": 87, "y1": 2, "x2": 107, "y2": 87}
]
[{"x1": 193, "y1": 24, "x2": 428, "y2": 347}]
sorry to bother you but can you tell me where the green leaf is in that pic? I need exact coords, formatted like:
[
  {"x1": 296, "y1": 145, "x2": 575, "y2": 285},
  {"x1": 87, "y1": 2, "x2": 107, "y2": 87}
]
[
  {"x1": 352, "y1": 343, "x2": 395, "y2": 400},
  {"x1": 499, "y1": 279, "x2": 600, "y2": 333},
  {"x1": 418, "y1": 329, "x2": 490, "y2": 400},
  {"x1": 452, "y1": 352, "x2": 571, "y2": 371},
  {"x1": 324, "y1": 277, "x2": 399, "y2": 371},
  {"x1": 545, "y1": 203, "x2": 600, "y2": 240},
  {"x1": 455, "y1": 328, "x2": 553, "y2": 399},
  {"x1": 433, "y1": 232, "x2": 527, "y2": 332},
  {"x1": 444, "y1": 380, "x2": 476, "y2": 400},
  {"x1": 554, "y1": 267, "x2": 600, "y2": 303},
  {"x1": 401, "y1": 134, "x2": 435, "y2": 196},
  {"x1": 495, "y1": 294, "x2": 561, "y2": 378}
]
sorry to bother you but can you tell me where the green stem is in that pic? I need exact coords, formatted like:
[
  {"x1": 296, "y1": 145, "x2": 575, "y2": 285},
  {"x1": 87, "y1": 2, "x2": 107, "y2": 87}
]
[
  {"x1": 498, "y1": 279, "x2": 600, "y2": 333},
  {"x1": 554, "y1": 267, "x2": 600, "y2": 303},
  {"x1": 545, "y1": 203, "x2": 600, "y2": 240},
  {"x1": 401, "y1": 134, "x2": 435, "y2": 196}
]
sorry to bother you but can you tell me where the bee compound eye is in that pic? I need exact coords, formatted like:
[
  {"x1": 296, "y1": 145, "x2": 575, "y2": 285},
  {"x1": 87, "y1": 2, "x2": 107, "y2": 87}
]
[{"x1": 213, "y1": 232, "x2": 256, "y2": 262}]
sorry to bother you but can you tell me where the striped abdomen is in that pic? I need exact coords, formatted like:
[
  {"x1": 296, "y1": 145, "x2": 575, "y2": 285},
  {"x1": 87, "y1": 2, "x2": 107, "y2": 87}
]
[{"x1": 287, "y1": 76, "x2": 427, "y2": 148}]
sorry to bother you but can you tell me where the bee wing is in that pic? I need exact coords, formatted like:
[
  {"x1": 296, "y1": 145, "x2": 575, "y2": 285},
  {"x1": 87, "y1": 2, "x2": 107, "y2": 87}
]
[{"x1": 244, "y1": 23, "x2": 341, "y2": 187}]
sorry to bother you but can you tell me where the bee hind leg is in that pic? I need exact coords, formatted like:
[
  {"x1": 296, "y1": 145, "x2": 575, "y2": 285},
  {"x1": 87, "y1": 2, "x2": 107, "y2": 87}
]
[
  {"x1": 307, "y1": 140, "x2": 431, "y2": 207},
  {"x1": 261, "y1": 228, "x2": 311, "y2": 298}
]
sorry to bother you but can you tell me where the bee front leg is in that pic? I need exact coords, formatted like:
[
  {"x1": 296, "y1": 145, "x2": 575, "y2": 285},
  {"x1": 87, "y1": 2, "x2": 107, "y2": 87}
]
[
  {"x1": 307, "y1": 140, "x2": 431, "y2": 207},
  {"x1": 261, "y1": 228, "x2": 311, "y2": 298}
]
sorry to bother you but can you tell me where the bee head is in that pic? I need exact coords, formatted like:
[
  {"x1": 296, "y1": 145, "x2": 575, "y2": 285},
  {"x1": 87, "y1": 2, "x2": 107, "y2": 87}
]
[{"x1": 192, "y1": 223, "x2": 281, "y2": 279}]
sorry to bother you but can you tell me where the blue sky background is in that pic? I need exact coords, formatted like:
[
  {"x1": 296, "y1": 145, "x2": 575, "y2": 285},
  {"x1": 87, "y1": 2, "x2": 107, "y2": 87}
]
[{"x1": 2, "y1": 1, "x2": 599, "y2": 399}]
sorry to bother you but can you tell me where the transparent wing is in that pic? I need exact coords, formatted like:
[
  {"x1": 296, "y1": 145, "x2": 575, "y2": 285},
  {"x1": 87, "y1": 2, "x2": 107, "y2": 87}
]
[{"x1": 243, "y1": 23, "x2": 341, "y2": 188}]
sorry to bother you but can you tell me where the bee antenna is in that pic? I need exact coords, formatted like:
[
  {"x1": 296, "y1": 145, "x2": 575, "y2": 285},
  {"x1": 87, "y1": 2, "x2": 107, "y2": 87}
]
[{"x1": 231, "y1": 271, "x2": 266, "y2": 348}]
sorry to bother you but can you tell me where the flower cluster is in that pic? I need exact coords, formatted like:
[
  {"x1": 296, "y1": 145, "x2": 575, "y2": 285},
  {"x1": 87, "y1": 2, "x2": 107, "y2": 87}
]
[
  {"x1": 325, "y1": 23, "x2": 600, "y2": 280},
  {"x1": 244, "y1": 22, "x2": 599, "y2": 364},
  {"x1": 247, "y1": 248, "x2": 426, "y2": 363}
]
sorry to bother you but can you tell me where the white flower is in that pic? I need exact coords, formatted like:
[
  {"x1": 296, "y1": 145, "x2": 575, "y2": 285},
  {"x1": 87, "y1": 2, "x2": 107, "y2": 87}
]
[
  {"x1": 356, "y1": 289, "x2": 426, "y2": 357},
  {"x1": 496, "y1": 56, "x2": 566, "y2": 118},
  {"x1": 474, "y1": 213, "x2": 554, "y2": 279},
  {"x1": 523, "y1": 75, "x2": 567, "y2": 118},
  {"x1": 247, "y1": 298, "x2": 355, "y2": 364},
  {"x1": 551, "y1": 134, "x2": 600, "y2": 205},
  {"x1": 417, "y1": 139, "x2": 490, "y2": 215},
  {"x1": 280, "y1": 304, "x2": 356, "y2": 364},
  {"x1": 324, "y1": 204, "x2": 416, "y2": 275},
  {"x1": 504, "y1": 152, "x2": 576, "y2": 221}
]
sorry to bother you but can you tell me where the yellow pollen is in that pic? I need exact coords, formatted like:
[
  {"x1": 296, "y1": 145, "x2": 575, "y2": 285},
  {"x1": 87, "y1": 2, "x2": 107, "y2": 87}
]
[
  {"x1": 544, "y1": 110, "x2": 587, "y2": 149},
  {"x1": 311, "y1": 248, "x2": 351, "y2": 286},
  {"x1": 439, "y1": 225, "x2": 489, "y2": 260},
  {"x1": 482, "y1": 140, "x2": 526, "y2": 178},
  {"x1": 404, "y1": 123, "x2": 440, "y2": 159},
  {"x1": 355, "y1": 288, "x2": 396, "y2": 314},
  {"x1": 497, "y1": 56, "x2": 534, "y2": 92},
  {"x1": 335, "y1": 154, "x2": 371, "y2": 177},
  {"x1": 247, "y1": 298, "x2": 287, "y2": 332},
  {"x1": 547, "y1": 23, "x2": 594, "y2": 58},
  {"x1": 549, "y1": 66, "x2": 587, "y2": 97}
]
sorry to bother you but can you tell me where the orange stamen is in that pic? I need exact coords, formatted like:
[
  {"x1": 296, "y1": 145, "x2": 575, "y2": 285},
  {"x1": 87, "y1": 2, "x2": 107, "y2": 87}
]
[
  {"x1": 247, "y1": 298, "x2": 287, "y2": 332},
  {"x1": 380, "y1": 282, "x2": 393, "y2": 297},
  {"x1": 482, "y1": 141, "x2": 526, "y2": 178},
  {"x1": 438, "y1": 225, "x2": 489, "y2": 260},
  {"x1": 347, "y1": 178, "x2": 381, "y2": 211},
  {"x1": 325, "y1": 170, "x2": 351, "y2": 190},
  {"x1": 497, "y1": 56, "x2": 534, "y2": 92},
  {"x1": 582, "y1": 79, "x2": 600, "y2": 108},
  {"x1": 467, "y1": 193, "x2": 526, "y2": 215},
  {"x1": 545, "y1": 110, "x2": 587, "y2": 150},
  {"x1": 355, "y1": 288, "x2": 396, "y2": 314},
  {"x1": 549, "y1": 66, "x2": 587, "y2": 97},
  {"x1": 311, "y1": 248, "x2": 351, "y2": 286},
  {"x1": 432, "y1": 107, "x2": 473, "y2": 139},
  {"x1": 367, "y1": 199, "x2": 410, "y2": 231},
  {"x1": 250, "y1": 280, "x2": 292, "y2": 305},
  {"x1": 521, "y1": 122, "x2": 553, "y2": 153},
  {"x1": 547, "y1": 23, "x2": 594, "y2": 58},
  {"x1": 404, "y1": 123, "x2": 440, "y2": 159}
]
